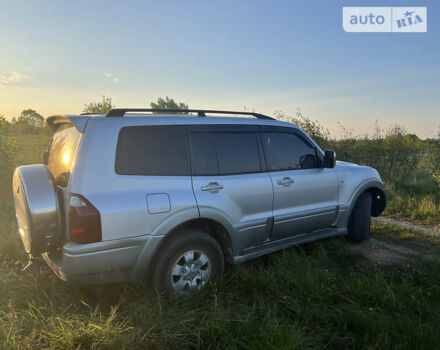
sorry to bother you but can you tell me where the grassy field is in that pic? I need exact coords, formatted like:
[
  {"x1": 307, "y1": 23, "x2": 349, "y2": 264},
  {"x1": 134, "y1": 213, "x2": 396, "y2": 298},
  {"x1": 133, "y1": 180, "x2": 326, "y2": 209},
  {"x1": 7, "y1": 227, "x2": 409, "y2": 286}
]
[
  {"x1": 385, "y1": 185, "x2": 440, "y2": 226},
  {"x1": 0, "y1": 133, "x2": 440, "y2": 349},
  {"x1": 1, "y1": 222, "x2": 439, "y2": 349}
]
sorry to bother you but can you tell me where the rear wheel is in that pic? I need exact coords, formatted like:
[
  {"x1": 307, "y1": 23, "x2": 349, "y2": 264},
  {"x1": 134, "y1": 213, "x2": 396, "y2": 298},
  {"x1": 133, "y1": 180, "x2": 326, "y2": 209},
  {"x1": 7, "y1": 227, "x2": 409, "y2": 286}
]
[
  {"x1": 149, "y1": 229, "x2": 224, "y2": 294},
  {"x1": 347, "y1": 192, "x2": 372, "y2": 243}
]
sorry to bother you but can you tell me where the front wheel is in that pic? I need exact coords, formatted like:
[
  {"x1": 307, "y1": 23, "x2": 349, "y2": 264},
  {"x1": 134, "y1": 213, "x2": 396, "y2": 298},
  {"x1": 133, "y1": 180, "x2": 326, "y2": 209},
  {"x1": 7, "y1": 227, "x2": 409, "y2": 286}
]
[
  {"x1": 347, "y1": 192, "x2": 372, "y2": 243},
  {"x1": 149, "y1": 229, "x2": 224, "y2": 294}
]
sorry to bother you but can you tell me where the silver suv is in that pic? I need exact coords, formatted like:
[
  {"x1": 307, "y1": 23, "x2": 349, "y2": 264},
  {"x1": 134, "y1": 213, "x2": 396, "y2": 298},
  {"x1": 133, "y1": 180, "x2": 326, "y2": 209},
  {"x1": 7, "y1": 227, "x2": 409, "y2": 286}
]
[{"x1": 13, "y1": 109, "x2": 387, "y2": 293}]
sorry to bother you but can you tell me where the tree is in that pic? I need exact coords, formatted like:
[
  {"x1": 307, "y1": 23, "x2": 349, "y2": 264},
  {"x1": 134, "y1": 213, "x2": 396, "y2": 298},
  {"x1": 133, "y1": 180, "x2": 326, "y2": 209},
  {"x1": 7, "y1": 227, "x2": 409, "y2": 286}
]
[
  {"x1": 18, "y1": 109, "x2": 45, "y2": 128},
  {"x1": 150, "y1": 96, "x2": 189, "y2": 113},
  {"x1": 83, "y1": 95, "x2": 114, "y2": 114}
]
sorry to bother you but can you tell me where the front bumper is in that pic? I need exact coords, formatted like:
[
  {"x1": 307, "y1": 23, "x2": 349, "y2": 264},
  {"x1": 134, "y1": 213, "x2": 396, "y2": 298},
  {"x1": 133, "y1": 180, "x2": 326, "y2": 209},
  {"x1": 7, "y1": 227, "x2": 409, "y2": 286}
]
[{"x1": 42, "y1": 235, "x2": 163, "y2": 285}]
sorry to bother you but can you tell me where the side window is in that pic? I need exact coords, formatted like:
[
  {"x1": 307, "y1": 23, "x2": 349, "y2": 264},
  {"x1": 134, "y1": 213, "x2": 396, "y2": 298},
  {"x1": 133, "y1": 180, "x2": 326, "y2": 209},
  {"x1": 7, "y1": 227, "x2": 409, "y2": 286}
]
[
  {"x1": 115, "y1": 125, "x2": 189, "y2": 176},
  {"x1": 189, "y1": 133, "x2": 218, "y2": 175},
  {"x1": 190, "y1": 132, "x2": 261, "y2": 175},
  {"x1": 261, "y1": 132, "x2": 317, "y2": 171}
]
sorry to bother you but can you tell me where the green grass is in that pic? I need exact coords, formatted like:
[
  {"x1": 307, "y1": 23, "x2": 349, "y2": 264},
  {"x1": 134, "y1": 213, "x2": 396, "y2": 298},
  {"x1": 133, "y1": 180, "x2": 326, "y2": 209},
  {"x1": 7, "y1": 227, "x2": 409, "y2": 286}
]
[
  {"x1": 0, "y1": 223, "x2": 439, "y2": 349},
  {"x1": 1, "y1": 133, "x2": 440, "y2": 349},
  {"x1": 384, "y1": 183, "x2": 440, "y2": 226}
]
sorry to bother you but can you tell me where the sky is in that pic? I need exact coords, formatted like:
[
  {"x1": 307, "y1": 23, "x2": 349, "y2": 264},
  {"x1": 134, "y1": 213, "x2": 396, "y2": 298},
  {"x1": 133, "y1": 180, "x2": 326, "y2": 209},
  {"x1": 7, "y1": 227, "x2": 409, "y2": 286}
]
[{"x1": 0, "y1": 0, "x2": 439, "y2": 138}]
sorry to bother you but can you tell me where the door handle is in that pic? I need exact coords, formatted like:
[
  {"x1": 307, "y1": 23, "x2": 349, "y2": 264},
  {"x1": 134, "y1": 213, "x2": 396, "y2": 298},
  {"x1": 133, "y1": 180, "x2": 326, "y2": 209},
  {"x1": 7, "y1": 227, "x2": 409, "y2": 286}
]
[
  {"x1": 277, "y1": 177, "x2": 294, "y2": 186},
  {"x1": 201, "y1": 182, "x2": 224, "y2": 193}
]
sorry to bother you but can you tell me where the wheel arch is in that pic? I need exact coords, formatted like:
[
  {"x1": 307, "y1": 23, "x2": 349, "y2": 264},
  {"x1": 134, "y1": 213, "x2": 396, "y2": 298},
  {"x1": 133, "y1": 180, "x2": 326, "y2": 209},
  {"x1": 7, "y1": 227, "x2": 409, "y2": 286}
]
[
  {"x1": 344, "y1": 180, "x2": 388, "y2": 226},
  {"x1": 141, "y1": 218, "x2": 234, "y2": 283},
  {"x1": 367, "y1": 187, "x2": 387, "y2": 217}
]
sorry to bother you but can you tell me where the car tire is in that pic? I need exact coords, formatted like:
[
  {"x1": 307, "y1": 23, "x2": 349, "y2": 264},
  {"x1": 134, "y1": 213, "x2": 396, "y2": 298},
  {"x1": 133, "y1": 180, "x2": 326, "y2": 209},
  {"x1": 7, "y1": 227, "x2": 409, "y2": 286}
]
[
  {"x1": 347, "y1": 192, "x2": 372, "y2": 243},
  {"x1": 149, "y1": 229, "x2": 224, "y2": 294}
]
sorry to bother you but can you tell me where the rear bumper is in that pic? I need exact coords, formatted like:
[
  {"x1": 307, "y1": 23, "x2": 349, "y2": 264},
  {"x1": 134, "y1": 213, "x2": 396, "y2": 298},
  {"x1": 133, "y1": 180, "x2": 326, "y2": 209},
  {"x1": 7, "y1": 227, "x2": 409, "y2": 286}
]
[{"x1": 42, "y1": 235, "x2": 163, "y2": 285}]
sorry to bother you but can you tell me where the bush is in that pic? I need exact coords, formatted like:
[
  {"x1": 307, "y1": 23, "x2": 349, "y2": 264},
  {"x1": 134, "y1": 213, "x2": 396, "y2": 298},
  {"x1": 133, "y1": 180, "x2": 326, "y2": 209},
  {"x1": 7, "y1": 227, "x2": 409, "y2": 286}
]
[
  {"x1": 0, "y1": 116, "x2": 16, "y2": 181},
  {"x1": 275, "y1": 110, "x2": 331, "y2": 149},
  {"x1": 275, "y1": 112, "x2": 427, "y2": 183},
  {"x1": 83, "y1": 95, "x2": 114, "y2": 114},
  {"x1": 330, "y1": 124, "x2": 425, "y2": 183},
  {"x1": 0, "y1": 116, "x2": 17, "y2": 228}
]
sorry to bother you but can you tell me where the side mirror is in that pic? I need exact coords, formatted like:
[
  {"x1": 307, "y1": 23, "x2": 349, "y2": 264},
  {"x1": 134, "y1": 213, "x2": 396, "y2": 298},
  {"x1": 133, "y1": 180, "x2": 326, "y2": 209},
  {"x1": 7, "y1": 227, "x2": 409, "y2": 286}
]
[{"x1": 324, "y1": 150, "x2": 336, "y2": 168}]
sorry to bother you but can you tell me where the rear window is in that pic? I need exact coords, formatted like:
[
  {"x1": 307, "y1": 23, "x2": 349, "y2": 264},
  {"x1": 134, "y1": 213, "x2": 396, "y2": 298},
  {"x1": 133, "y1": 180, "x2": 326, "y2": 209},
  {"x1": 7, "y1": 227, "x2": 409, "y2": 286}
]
[
  {"x1": 190, "y1": 132, "x2": 262, "y2": 175},
  {"x1": 47, "y1": 124, "x2": 82, "y2": 187},
  {"x1": 115, "y1": 125, "x2": 189, "y2": 176}
]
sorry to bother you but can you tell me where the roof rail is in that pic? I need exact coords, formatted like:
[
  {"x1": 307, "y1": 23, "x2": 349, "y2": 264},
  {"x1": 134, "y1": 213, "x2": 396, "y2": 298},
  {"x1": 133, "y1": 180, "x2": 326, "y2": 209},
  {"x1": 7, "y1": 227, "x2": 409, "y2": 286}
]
[{"x1": 105, "y1": 108, "x2": 275, "y2": 120}]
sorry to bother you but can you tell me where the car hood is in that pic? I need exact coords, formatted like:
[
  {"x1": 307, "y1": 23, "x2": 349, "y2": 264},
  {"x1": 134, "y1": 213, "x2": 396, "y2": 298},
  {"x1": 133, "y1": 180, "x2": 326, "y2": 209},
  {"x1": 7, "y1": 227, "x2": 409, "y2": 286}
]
[
  {"x1": 335, "y1": 160, "x2": 360, "y2": 167},
  {"x1": 334, "y1": 160, "x2": 383, "y2": 182}
]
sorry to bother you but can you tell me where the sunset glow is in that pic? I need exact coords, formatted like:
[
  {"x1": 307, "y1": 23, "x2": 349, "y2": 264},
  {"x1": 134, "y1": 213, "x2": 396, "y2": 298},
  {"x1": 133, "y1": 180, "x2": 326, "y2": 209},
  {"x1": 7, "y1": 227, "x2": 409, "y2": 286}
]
[{"x1": 0, "y1": 1, "x2": 438, "y2": 138}]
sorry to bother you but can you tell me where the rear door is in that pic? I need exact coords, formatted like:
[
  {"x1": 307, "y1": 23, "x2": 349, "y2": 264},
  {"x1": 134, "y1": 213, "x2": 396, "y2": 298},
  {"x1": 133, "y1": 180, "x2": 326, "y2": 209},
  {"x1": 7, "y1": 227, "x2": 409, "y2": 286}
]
[
  {"x1": 46, "y1": 124, "x2": 83, "y2": 188},
  {"x1": 45, "y1": 124, "x2": 84, "y2": 238},
  {"x1": 106, "y1": 125, "x2": 197, "y2": 240},
  {"x1": 189, "y1": 125, "x2": 274, "y2": 252},
  {"x1": 260, "y1": 126, "x2": 339, "y2": 240}
]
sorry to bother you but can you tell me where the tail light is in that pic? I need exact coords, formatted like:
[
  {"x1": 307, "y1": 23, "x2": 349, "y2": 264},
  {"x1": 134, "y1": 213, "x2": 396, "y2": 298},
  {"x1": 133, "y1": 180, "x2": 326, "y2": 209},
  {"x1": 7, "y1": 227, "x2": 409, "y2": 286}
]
[{"x1": 68, "y1": 193, "x2": 102, "y2": 244}]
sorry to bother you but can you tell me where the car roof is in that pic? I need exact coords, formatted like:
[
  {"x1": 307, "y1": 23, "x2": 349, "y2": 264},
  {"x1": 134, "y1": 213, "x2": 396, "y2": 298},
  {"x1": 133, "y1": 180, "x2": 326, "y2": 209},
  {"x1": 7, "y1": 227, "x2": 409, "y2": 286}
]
[{"x1": 47, "y1": 113, "x2": 298, "y2": 133}]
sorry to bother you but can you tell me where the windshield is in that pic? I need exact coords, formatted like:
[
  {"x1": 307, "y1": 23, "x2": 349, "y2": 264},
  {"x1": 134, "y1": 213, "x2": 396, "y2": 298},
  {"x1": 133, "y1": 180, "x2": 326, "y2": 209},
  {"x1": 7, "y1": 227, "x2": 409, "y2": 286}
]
[{"x1": 47, "y1": 124, "x2": 82, "y2": 187}]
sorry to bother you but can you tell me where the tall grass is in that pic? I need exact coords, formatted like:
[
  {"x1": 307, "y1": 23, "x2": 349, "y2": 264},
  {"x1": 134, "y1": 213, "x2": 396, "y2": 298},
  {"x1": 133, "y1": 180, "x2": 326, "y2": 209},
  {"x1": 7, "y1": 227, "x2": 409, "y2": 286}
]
[
  {"x1": 1, "y1": 228, "x2": 440, "y2": 349},
  {"x1": 385, "y1": 182, "x2": 440, "y2": 225}
]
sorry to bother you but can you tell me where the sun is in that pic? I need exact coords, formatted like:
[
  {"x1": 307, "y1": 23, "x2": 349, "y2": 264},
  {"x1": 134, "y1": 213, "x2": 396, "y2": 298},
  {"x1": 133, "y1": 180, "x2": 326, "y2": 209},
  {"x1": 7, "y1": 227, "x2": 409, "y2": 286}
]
[{"x1": 62, "y1": 151, "x2": 70, "y2": 164}]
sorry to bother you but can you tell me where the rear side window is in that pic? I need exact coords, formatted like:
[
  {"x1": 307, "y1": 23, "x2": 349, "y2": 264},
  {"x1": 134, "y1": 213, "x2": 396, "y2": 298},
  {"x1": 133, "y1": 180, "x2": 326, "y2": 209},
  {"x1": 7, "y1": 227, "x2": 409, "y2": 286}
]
[
  {"x1": 190, "y1": 132, "x2": 262, "y2": 175},
  {"x1": 47, "y1": 124, "x2": 82, "y2": 187},
  {"x1": 115, "y1": 125, "x2": 189, "y2": 176},
  {"x1": 261, "y1": 132, "x2": 317, "y2": 171}
]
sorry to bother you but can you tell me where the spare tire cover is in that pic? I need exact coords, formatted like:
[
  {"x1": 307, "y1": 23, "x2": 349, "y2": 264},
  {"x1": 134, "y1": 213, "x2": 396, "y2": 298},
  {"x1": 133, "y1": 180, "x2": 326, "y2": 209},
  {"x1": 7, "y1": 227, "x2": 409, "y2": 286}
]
[{"x1": 12, "y1": 165, "x2": 60, "y2": 255}]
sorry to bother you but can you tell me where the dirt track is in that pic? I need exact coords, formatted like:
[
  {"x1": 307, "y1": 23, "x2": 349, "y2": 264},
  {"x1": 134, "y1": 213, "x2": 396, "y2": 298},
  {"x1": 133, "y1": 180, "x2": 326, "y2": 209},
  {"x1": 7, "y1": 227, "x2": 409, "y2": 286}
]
[{"x1": 373, "y1": 217, "x2": 440, "y2": 237}]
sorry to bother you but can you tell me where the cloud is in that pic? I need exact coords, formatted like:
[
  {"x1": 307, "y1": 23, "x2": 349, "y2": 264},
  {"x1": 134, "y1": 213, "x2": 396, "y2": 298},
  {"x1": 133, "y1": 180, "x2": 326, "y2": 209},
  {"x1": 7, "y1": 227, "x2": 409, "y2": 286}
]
[
  {"x1": 104, "y1": 73, "x2": 119, "y2": 83},
  {"x1": 0, "y1": 71, "x2": 32, "y2": 86}
]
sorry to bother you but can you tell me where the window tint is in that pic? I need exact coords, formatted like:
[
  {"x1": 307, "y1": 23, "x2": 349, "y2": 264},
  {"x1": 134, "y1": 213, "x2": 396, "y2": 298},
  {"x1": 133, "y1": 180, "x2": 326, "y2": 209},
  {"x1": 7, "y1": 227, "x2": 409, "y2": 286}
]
[
  {"x1": 115, "y1": 126, "x2": 189, "y2": 176},
  {"x1": 190, "y1": 133, "x2": 218, "y2": 175},
  {"x1": 261, "y1": 132, "x2": 317, "y2": 171},
  {"x1": 190, "y1": 132, "x2": 261, "y2": 175},
  {"x1": 47, "y1": 124, "x2": 82, "y2": 187}
]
